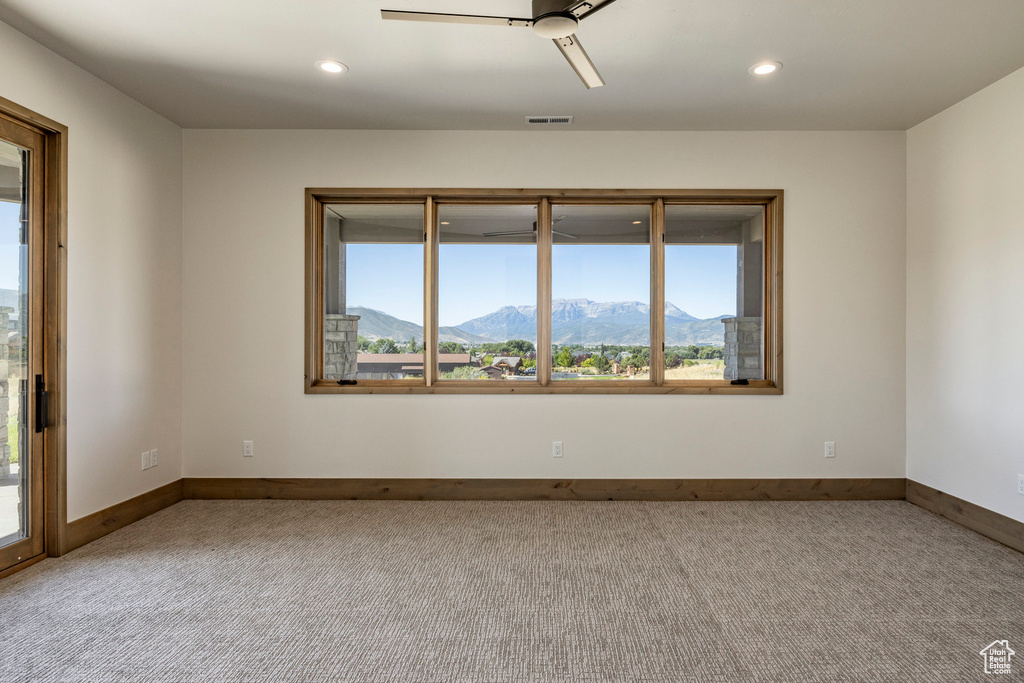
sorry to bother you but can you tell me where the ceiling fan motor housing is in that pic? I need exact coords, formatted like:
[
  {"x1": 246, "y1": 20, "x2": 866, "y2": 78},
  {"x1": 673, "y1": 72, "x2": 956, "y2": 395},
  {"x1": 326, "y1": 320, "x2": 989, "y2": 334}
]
[{"x1": 532, "y1": 0, "x2": 579, "y2": 38}]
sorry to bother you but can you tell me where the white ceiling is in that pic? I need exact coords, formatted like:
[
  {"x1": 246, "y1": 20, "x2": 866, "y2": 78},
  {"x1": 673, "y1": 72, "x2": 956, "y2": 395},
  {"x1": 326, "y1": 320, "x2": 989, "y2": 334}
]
[{"x1": 3, "y1": 0, "x2": 1024, "y2": 130}]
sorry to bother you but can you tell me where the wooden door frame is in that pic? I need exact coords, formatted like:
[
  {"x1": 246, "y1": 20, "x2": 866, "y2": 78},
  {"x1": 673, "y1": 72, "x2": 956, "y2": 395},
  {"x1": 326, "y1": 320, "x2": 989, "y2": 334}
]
[{"x1": 0, "y1": 95, "x2": 68, "y2": 571}]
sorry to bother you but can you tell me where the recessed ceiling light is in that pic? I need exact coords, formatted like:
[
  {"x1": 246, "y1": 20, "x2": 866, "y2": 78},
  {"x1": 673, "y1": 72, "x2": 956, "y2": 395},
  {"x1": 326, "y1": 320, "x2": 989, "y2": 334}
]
[
  {"x1": 749, "y1": 61, "x2": 782, "y2": 76},
  {"x1": 440, "y1": 221, "x2": 450, "y2": 225},
  {"x1": 316, "y1": 60, "x2": 348, "y2": 74},
  {"x1": 632, "y1": 221, "x2": 642, "y2": 224}
]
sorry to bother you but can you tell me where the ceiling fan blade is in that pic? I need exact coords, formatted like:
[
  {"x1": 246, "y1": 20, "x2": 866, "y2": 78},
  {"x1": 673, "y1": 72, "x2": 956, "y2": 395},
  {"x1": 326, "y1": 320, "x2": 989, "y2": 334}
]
[
  {"x1": 570, "y1": 0, "x2": 619, "y2": 20},
  {"x1": 552, "y1": 230, "x2": 580, "y2": 239},
  {"x1": 553, "y1": 35, "x2": 605, "y2": 89},
  {"x1": 481, "y1": 229, "x2": 537, "y2": 237},
  {"x1": 381, "y1": 10, "x2": 532, "y2": 28}
]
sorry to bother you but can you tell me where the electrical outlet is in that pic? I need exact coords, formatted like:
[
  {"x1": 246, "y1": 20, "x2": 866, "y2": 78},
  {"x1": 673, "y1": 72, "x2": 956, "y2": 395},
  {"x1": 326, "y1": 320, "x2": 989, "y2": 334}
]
[
  {"x1": 552, "y1": 441, "x2": 563, "y2": 458},
  {"x1": 150, "y1": 449, "x2": 158, "y2": 468},
  {"x1": 824, "y1": 442, "x2": 836, "y2": 458},
  {"x1": 141, "y1": 451, "x2": 151, "y2": 470},
  {"x1": 243, "y1": 440, "x2": 254, "y2": 458},
  {"x1": 1017, "y1": 474, "x2": 1024, "y2": 496}
]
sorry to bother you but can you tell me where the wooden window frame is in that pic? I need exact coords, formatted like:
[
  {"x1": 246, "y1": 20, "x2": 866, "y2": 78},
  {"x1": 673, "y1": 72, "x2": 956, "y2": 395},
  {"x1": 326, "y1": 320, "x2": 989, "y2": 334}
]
[
  {"x1": 305, "y1": 188, "x2": 782, "y2": 395},
  {"x1": 0, "y1": 96, "x2": 68, "y2": 575}
]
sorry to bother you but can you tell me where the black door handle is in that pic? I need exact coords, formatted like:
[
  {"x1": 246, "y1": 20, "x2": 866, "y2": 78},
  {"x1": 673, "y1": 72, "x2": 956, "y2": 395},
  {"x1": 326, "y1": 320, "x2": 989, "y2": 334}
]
[{"x1": 35, "y1": 374, "x2": 47, "y2": 433}]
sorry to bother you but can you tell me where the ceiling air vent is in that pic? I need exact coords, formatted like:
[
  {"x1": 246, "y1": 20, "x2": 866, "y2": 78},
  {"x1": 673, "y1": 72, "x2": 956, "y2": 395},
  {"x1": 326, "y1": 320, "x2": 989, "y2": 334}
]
[{"x1": 526, "y1": 115, "x2": 574, "y2": 125}]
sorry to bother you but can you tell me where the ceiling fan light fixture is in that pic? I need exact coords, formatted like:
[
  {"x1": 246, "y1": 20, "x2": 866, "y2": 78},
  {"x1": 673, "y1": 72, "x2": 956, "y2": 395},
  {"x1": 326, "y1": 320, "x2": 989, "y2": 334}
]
[
  {"x1": 316, "y1": 60, "x2": 349, "y2": 74},
  {"x1": 532, "y1": 12, "x2": 579, "y2": 39},
  {"x1": 749, "y1": 61, "x2": 782, "y2": 76}
]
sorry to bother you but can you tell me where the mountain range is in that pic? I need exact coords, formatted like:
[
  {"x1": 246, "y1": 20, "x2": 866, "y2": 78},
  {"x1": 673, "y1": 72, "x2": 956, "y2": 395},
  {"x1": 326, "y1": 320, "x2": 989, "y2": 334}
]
[{"x1": 348, "y1": 298, "x2": 730, "y2": 346}]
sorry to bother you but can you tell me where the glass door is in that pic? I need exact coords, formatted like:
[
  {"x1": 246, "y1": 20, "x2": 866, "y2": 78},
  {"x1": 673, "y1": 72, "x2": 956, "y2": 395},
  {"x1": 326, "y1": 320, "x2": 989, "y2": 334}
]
[{"x1": 0, "y1": 117, "x2": 45, "y2": 572}]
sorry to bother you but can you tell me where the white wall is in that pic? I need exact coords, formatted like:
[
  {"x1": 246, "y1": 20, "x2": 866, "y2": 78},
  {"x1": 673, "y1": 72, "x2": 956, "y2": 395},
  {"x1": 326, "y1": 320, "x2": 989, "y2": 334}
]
[
  {"x1": 907, "y1": 66, "x2": 1024, "y2": 522},
  {"x1": 183, "y1": 130, "x2": 906, "y2": 480},
  {"x1": 1, "y1": 21, "x2": 183, "y2": 521}
]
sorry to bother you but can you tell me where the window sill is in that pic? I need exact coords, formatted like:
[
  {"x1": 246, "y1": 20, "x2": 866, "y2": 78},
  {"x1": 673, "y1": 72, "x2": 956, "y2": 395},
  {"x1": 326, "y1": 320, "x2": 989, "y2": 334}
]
[{"x1": 305, "y1": 380, "x2": 782, "y2": 395}]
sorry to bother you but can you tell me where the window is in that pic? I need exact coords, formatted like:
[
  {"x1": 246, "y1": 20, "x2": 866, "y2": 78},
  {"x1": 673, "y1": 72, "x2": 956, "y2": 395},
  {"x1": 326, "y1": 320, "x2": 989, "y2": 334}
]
[
  {"x1": 322, "y1": 203, "x2": 424, "y2": 382},
  {"x1": 306, "y1": 190, "x2": 782, "y2": 394},
  {"x1": 664, "y1": 205, "x2": 765, "y2": 382},
  {"x1": 437, "y1": 204, "x2": 538, "y2": 382},
  {"x1": 550, "y1": 205, "x2": 651, "y2": 382}
]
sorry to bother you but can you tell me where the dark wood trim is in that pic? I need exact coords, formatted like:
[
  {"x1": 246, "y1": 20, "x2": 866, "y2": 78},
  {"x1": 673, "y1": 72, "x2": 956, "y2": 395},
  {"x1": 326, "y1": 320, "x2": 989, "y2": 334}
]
[
  {"x1": 184, "y1": 477, "x2": 904, "y2": 501},
  {"x1": 65, "y1": 480, "x2": 185, "y2": 553},
  {"x1": 650, "y1": 199, "x2": 665, "y2": 385},
  {"x1": 0, "y1": 97, "x2": 69, "y2": 562},
  {"x1": 308, "y1": 188, "x2": 783, "y2": 201},
  {"x1": 536, "y1": 199, "x2": 552, "y2": 386},
  {"x1": 907, "y1": 480, "x2": 1024, "y2": 554},
  {"x1": 306, "y1": 380, "x2": 782, "y2": 394},
  {"x1": 43, "y1": 109, "x2": 69, "y2": 558},
  {"x1": 19, "y1": 478, "x2": 1024, "y2": 567}
]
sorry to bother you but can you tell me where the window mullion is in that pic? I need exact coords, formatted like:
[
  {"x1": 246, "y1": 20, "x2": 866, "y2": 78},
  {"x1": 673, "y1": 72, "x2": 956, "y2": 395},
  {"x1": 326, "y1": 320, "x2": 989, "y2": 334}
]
[
  {"x1": 537, "y1": 198, "x2": 552, "y2": 387},
  {"x1": 650, "y1": 199, "x2": 665, "y2": 385},
  {"x1": 424, "y1": 196, "x2": 438, "y2": 386}
]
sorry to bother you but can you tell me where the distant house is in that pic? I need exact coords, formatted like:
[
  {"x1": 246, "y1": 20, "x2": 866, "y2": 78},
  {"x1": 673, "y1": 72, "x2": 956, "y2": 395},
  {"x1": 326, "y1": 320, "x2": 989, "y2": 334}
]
[
  {"x1": 478, "y1": 365, "x2": 504, "y2": 380},
  {"x1": 491, "y1": 356, "x2": 522, "y2": 376},
  {"x1": 354, "y1": 353, "x2": 473, "y2": 380}
]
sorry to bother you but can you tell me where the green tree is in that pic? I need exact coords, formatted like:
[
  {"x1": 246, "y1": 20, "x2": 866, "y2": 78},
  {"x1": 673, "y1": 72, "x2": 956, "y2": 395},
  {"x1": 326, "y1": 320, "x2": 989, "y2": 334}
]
[
  {"x1": 555, "y1": 348, "x2": 574, "y2": 368},
  {"x1": 581, "y1": 357, "x2": 595, "y2": 368},
  {"x1": 592, "y1": 354, "x2": 611, "y2": 373},
  {"x1": 697, "y1": 346, "x2": 723, "y2": 360},
  {"x1": 482, "y1": 354, "x2": 495, "y2": 366},
  {"x1": 504, "y1": 339, "x2": 536, "y2": 356},
  {"x1": 438, "y1": 341, "x2": 466, "y2": 354},
  {"x1": 369, "y1": 338, "x2": 400, "y2": 354},
  {"x1": 357, "y1": 335, "x2": 371, "y2": 352},
  {"x1": 522, "y1": 357, "x2": 536, "y2": 369},
  {"x1": 407, "y1": 336, "x2": 421, "y2": 353}
]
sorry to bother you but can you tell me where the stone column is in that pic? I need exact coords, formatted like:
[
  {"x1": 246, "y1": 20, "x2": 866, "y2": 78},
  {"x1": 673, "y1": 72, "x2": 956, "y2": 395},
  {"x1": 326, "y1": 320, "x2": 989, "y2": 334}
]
[
  {"x1": 325, "y1": 314, "x2": 360, "y2": 380},
  {"x1": 722, "y1": 317, "x2": 762, "y2": 381}
]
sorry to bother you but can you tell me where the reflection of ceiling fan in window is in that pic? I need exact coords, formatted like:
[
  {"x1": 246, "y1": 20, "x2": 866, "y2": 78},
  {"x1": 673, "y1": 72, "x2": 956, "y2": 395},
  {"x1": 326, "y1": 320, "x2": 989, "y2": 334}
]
[
  {"x1": 482, "y1": 216, "x2": 579, "y2": 239},
  {"x1": 380, "y1": 1, "x2": 618, "y2": 89}
]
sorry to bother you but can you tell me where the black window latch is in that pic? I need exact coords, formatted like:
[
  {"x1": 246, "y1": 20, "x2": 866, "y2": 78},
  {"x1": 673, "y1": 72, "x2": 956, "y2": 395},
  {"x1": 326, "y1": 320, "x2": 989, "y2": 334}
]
[
  {"x1": 730, "y1": 379, "x2": 749, "y2": 386},
  {"x1": 338, "y1": 379, "x2": 358, "y2": 386},
  {"x1": 35, "y1": 374, "x2": 48, "y2": 433}
]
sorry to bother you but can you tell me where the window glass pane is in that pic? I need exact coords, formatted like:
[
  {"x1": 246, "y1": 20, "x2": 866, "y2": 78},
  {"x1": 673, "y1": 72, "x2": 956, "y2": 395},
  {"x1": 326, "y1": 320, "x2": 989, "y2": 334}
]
[
  {"x1": 323, "y1": 204, "x2": 423, "y2": 381},
  {"x1": 437, "y1": 205, "x2": 538, "y2": 381},
  {"x1": 664, "y1": 205, "x2": 764, "y2": 381},
  {"x1": 0, "y1": 139, "x2": 28, "y2": 546},
  {"x1": 551, "y1": 205, "x2": 651, "y2": 381}
]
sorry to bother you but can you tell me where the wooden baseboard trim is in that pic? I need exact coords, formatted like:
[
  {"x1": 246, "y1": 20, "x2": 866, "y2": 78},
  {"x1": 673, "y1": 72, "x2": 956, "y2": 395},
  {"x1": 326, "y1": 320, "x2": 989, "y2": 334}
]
[
  {"x1": 906, "y1": 480, "x2": 1024, "y2": 554},
  {"x1": 40, "y1": 478, "x2": 1024, "y2": 561},
  {"x1": 66, "y1": 480, "x2": 184, "y2": 553},
  {"x1": 183, "y1": 477, "x2": 906, "y2": 502}
]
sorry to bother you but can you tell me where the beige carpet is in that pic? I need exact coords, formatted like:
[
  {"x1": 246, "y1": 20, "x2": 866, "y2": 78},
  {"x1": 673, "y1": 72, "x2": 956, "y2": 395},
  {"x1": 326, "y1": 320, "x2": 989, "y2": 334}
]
[{"x1": 0, "y1": 500, "x2": 1021, "y2": 682}]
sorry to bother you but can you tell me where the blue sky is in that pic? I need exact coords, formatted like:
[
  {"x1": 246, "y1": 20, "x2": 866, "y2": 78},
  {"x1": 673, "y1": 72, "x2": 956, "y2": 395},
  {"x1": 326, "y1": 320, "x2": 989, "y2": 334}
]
[
  {"x1": 346, "y1": 242, "x2": 737, "y2": 327},
  {"x1": 0, "y1": 202, "x2": 23, "y2": 291}
]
